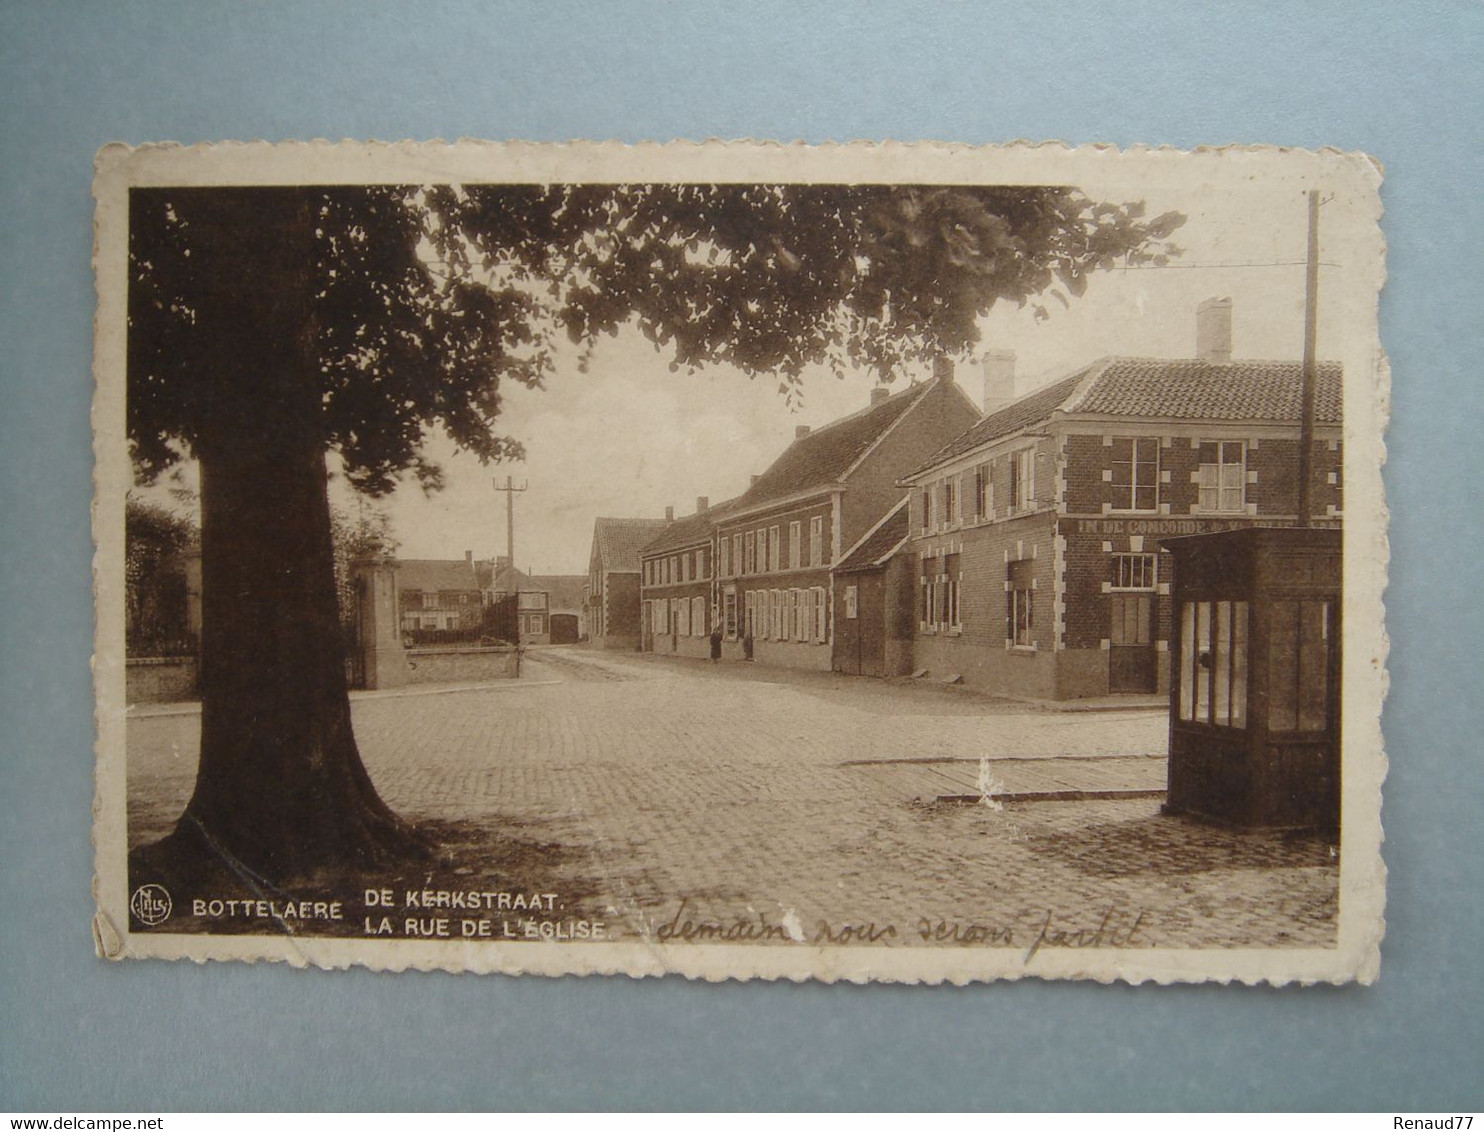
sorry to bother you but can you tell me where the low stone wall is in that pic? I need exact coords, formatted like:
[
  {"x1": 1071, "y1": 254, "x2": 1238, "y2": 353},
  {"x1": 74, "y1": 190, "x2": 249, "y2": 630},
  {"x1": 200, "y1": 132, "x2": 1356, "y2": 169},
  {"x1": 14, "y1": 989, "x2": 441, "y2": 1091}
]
[
  {"x1": 126, "y1": 657, "x2": 199, "y2": 704},
  {"x1": 404, "y1": 645, "x2": 519, "y2": 685}
]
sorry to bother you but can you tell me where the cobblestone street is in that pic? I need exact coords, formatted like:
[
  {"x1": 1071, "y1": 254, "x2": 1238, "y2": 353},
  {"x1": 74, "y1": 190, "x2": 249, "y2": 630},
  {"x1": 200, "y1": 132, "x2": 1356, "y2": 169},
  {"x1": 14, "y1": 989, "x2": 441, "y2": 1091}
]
[{"x1": 126, "y1": 647, "x2": 1338, "y2": 952}]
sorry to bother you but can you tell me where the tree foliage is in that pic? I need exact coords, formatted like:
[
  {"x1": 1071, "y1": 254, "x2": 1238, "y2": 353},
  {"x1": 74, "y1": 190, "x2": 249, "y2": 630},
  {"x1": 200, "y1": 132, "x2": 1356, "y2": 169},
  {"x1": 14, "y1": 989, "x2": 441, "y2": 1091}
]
[
  {"x1": 129, "y1": 184, "x2": 1182, "y2": 494},
  {"x1": 329, "y1": 500, "x2": 398, "y2": 628},
  {"x1": 124, "y1": 495, "x2": 198, "y2": 648}
]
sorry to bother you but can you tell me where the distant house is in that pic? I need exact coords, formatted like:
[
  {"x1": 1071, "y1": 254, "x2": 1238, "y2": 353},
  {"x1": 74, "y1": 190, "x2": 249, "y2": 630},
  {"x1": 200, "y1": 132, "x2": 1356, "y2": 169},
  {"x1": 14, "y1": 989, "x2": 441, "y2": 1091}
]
[
  {"x1": 488, "y1": 557, "x2": 589, "y2": 643},
  {"x1": 639, "y1": 496, "x2": 737, "y2": 659},
  {"x1": 587, "y1": 516, "x2": 669, "y2": 649},
  {"x1": 396, "y1": 554, "x2": 486, "y2": 638},
  {"x1": 710, "y1": 365, "x2": 980, "y2": 670},
  {"x1": 898, "y1": 298, "x2": 1344, "y2": 700},
  {"x1": 526, "y1": 574, "x2": 588, "y2": 643}
]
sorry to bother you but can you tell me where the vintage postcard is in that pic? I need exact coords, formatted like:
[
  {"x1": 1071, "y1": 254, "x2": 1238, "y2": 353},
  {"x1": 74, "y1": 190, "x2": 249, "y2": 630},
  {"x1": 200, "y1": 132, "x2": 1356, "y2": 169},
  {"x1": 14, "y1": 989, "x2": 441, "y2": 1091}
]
[{"x1": 92, "y1": 140, "x2": 1387, "y2": 983}]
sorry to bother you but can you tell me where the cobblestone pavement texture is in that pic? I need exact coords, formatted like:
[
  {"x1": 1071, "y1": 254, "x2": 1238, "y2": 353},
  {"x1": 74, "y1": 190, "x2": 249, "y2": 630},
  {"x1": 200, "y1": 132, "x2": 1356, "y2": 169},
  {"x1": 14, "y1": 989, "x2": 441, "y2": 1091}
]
[{"x1": 126, "y1": 646, "x2": 1338, "y2": 951}]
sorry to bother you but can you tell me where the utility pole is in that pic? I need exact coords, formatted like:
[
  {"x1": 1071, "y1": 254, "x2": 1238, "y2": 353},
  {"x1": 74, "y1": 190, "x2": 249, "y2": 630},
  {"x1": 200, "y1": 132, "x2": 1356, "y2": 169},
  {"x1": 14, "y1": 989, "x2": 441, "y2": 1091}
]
[
  {"x1": 1297, "y1": 189, "x2": 1320, "y2": 528},
  {"x1": 493, "y1": 475, "x2": 528, "y2": 591}
]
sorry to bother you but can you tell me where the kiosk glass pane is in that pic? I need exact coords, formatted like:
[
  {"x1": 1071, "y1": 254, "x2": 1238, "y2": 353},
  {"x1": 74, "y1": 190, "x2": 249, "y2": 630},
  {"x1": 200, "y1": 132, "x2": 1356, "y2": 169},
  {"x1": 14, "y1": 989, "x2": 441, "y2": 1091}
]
[
  {"x1": 1179, "y1": 602, "x2": 1195, "y2": 721},
  {"x1": 1213, "y1": 601, "x2": 1232, "y2": 724},
  {"x1": 1195, "y1": 602, "x2": 1212, "y2": 722},
  {"x1": 1231, "y1": 602, "x2": 1249, "y2": 728}
]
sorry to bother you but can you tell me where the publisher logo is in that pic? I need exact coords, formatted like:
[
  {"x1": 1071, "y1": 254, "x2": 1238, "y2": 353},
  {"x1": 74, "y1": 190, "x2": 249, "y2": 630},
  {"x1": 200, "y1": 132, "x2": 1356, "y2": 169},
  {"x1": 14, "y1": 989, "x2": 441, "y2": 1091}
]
[{"x1": 130, "y1": 884, "x2": 172, "y2": 926}]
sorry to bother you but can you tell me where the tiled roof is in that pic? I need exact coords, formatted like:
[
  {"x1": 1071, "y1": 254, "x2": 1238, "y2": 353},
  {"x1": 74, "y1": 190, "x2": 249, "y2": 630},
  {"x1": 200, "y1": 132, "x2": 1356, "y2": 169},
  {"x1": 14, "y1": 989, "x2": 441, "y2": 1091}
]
[
  {"x1": 484, "y1": 562, "x2": 530, "y2": 592},
  {"x1": 395, "y1": 558, "x2": 482, "y2": 594},
  {"x1": 1071, "y1": 358, "x2": 1343, "y2": 422},
  {"x1": 592, "y1": 517, "x2": 669, "y2": 573},
  {"x1": 526, "y1": 574, "x2": 588, "y2": 610},
  {"x1": 916, "y1": 367, "x2": 1092, "y2": 471},
  {"x1": 734, "y1": 380, "x2": 934, "y2": 508},
  {"x1": 642, "y1": 497, "x2": 741, "y2": 555},
  {"x1": 913, "y1": 356, "x2": 1343, "y2": 475},
  {"x1": 835, "y1": 499, "x2": 910, "y2": 574}
]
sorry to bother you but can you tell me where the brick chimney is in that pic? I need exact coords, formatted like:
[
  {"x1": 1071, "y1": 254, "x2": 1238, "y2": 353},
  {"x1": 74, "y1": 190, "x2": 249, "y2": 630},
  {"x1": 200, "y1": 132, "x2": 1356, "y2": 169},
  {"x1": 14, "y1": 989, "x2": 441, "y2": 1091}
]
[
  {"x1": 982, "y1": 350, "x2": 1016, "y2": 415},
  {"x1": 870, "y1": 386, "x2": 891, "y2": 405},
  {"x1": 665, "y1": 505, "x2": 674, "y2": 522},
  {"x1": 795, "y1": 425, "x2": 811, "y2": 439},
  {"x1": 1197, "y1": 297, "x2": 1233, "y2": 364},
  {"x1": 465, "y1": 550, "x2": 473, "y2": 566},
  {"x1": 696, "y1": 496, "x2": 709, "y2": 513}
]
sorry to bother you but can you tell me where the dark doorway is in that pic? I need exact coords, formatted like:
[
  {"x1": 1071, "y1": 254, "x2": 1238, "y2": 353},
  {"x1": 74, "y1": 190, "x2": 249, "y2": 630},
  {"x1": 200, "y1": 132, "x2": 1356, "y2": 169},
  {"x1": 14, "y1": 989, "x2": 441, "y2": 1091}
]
[
  {"x1": 1109, "y1": 591, "x2": 1157, "y2": 693},
  {"x1": 550, "y1": 613, "x2": 580, "y2": 644}
]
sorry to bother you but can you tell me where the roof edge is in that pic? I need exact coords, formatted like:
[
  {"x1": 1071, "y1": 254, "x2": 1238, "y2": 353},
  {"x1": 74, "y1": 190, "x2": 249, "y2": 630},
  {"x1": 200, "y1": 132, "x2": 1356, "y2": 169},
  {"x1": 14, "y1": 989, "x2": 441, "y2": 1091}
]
[{"x1": 834, "y1": 495, "x2": 909, "y2": 568}]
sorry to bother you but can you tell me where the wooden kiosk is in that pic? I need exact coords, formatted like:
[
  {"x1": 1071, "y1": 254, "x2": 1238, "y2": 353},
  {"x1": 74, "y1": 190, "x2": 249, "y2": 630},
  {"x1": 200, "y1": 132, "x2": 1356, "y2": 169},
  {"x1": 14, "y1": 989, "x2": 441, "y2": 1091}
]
[{"x1": 1159, "y1": 527, "x2": 1341, "y2": 830}]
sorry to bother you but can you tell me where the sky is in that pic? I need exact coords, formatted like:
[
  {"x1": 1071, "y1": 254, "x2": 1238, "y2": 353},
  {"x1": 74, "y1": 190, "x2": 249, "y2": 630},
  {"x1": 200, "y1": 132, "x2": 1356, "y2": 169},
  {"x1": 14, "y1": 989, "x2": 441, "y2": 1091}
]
[{"x1": 137, "y1": 177, "x2": 1357, "y2": 577}]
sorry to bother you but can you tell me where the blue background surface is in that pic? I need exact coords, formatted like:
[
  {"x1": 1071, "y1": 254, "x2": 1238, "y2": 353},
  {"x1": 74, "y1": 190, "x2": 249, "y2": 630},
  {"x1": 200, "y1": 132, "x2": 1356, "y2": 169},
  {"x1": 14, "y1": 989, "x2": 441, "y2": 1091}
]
[{"x1": 2, "y1": 1, "x2": 1481, "y2": 1112}]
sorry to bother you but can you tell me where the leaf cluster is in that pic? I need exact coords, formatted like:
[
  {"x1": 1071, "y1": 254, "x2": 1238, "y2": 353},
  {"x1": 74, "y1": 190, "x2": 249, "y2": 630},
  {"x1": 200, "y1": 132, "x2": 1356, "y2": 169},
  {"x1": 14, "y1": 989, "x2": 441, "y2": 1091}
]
[{"x1": 127, "y1": 182, "x2": 1182, "y2": 495}]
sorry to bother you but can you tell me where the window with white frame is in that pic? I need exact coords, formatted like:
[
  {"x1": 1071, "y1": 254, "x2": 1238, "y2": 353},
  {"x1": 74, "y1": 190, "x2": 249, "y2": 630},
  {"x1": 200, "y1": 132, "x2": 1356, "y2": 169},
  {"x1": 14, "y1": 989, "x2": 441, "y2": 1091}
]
[
  {"x1": 1008, "y1": 558, "x2": 1034, "y2": 646},
  {"x1": 789, "y1": 520, "x2": 802, "y2": 569},
  {"x1": 920, "y1": 553, "x2": 960, "y2": 631},
  {"x1": 809, "y1": 515, "x2": 824, "y2": 567},
  {"x1": 945, "y1": 553, "x2": 961, "y2": 629},
  {"x1": 943, "y1": 477, "x2": 958, "y2": 529},
  {"x1": 919, "y1": 489, "x2": 931, "y2": 534},
  {"x1": 1110, "y1": 437, "x2": 1160, "y2": 512},
  {"x1": 919, "y1": 556, "x2": 937, "y2": 630},
  {"x1": 743, "y1": 531, "x2": 755, "y2": 574},
  {"x1": 756, "y1": 528, "x2": 768, "y2": 572},
  {"x1": 1111, "y1": 553, "x2": 1157, "y2": 590},
  {"x1": 812, "y1": 586, "x2": 828, "y2": 641},
  {"x1": 773, "y1": 589, "x2": 785, "y2": 639},
  {"x1": 973, "y1": 463, "x2": 991, "y2": 520},
  {"x1": 1011, "y1": 448, "x2": 1035, "y2": 512},
  {"x1": 724, "y1": 590, "x2": 739, "y2": 638},
  {"x1": 1197, "y1": 441, "x2": 1246, "y2": 513},
  {"x1": 768, "y1": 526, "x2": 781, "y2": 572}
]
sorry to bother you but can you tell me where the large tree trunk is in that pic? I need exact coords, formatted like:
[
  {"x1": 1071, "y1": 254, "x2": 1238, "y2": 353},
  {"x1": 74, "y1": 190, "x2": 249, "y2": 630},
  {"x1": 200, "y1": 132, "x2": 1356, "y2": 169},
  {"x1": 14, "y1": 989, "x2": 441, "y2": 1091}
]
[{"x1": 151, "y1": 188, "x2": 424, "y2": 883}]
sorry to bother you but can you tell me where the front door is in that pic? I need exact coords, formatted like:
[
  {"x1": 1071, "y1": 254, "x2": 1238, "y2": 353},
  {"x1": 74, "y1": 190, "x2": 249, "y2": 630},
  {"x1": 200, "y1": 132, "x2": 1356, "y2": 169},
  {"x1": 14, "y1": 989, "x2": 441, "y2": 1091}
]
[{"x1": 1109, "y1": 592, "x2": 1157, "y2": 693}]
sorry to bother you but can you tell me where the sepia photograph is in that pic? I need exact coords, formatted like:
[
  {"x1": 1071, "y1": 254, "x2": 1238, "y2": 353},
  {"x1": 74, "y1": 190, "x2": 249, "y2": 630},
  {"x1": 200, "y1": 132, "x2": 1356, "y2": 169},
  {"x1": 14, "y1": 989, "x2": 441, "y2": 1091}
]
[{"x1": 93, "y1": 140, "x2": 1386, "y2": 984}]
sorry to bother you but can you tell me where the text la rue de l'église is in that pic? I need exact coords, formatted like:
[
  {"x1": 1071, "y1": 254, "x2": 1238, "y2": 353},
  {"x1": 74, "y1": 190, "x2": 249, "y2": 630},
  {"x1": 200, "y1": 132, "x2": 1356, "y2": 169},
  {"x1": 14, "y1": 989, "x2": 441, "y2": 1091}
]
[{"x1": 360, "y1": 887, "x2": 605, "y2": 940}]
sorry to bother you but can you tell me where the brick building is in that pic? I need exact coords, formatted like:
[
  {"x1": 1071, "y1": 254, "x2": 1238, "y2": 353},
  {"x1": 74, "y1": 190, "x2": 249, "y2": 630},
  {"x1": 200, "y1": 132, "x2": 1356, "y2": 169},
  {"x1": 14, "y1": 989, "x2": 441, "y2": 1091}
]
[
  {"x1": 640, "y1": 497, "x2": 734, "y2": 659},
  {"x1": 899, "y1": 300, "x2": 1344, "y2": 701},
  {"x1": 586, "y1": 516, "x2": 668, "y2": 649},
  {"x1": 711, "y1": 368, "x2": 981, "y2": 670},
  {"x1": 396, "y1": 554, "x2": 487, "y2": 637}
]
